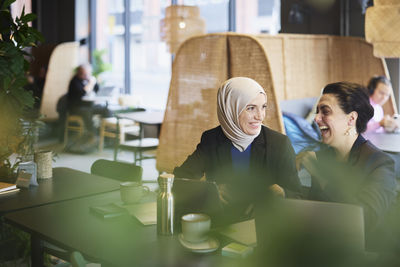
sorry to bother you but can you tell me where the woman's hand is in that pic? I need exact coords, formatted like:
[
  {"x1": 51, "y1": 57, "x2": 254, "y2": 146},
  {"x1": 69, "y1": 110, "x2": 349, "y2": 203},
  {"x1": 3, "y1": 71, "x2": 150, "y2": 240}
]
[
  {"x1": 269, "y1": 184, "x2": 285, "y2": 198},
  {"x1": 380, "y1": 115, "x2": 398, "y2": 132},
  {"x1": 296, "y1": 151, "x2": 317, "y2": 173},
  {"x1": 84, "y1": 76, "x2": 97, "y2": 93}
]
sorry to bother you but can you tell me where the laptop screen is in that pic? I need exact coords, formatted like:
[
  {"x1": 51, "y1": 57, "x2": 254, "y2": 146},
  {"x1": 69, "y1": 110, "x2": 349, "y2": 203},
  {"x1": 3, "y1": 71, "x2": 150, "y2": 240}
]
[{"x1": 254, "y1": 198, "x2": 365, "y2": 266}]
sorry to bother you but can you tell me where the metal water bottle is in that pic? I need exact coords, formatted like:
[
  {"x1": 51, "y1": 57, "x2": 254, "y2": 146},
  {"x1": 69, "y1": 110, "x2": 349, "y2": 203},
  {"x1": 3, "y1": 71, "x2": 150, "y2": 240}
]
[{"x1": 157, "y1": 173, "x2": 174, "y2": 235}]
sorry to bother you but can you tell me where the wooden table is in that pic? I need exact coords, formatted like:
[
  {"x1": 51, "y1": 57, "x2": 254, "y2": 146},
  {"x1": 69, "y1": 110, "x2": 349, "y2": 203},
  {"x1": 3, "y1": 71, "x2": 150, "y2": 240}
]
[
  {"x1": 5, "y1": 190, "x2": 240, "y2": 267},
  {"x1": 114, "y1": 110, "x2": 165, "y2": 162},
  {"x1": 362, "y1": 132, "x2": 400, "y2": 153},
  {"x1": 0, "y1": 167, "x2": 120, "y2": 216},
  {"x1": 117, "y1": 110, "x2": 164, "y2": 137},
  {"x1": 118, "y1": 110, "x2": 164, "y2": 125}
]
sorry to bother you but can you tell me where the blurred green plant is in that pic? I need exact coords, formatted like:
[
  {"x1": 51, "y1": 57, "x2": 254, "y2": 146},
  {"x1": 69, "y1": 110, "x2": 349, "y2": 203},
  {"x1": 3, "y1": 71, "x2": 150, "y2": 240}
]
[
  {"x1": 0, "y1": 0, "x2": 44, "y2": 181},
  {"x1": 92, "y1": 49, "x2": 112, "y2": 82},
  {"x1": 0, "y1": 217, "x2": 30, "y2": 263}
]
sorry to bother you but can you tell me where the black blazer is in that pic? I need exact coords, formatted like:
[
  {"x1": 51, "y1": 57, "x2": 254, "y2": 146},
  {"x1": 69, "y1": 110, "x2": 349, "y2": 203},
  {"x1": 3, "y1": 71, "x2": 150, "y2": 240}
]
[
  {"x1": 309, "y1": 135, "x2": 397, "y2": 250},
  {"x1": 173, "y1": 125, "x2": 302, "y2": 200}
]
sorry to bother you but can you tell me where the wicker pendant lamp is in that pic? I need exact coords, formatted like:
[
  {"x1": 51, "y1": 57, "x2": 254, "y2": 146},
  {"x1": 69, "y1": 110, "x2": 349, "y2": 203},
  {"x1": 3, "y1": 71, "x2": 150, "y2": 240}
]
[
  {"x1": 305, "y1": 0, "x2": 335, "y2": 11},
  {"x1": 365, "y1": 0, "x2": 400, "y2": 57},
  {"x1": 160, "y1": 5, "x2": 206, "y2": 54}
]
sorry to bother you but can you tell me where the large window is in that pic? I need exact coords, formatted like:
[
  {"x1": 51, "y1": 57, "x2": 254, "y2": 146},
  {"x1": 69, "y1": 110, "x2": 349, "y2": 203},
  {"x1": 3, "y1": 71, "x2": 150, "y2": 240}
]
[
  {"x1": 179, "y1": 0, "x2": 229, "y2": 33},
  {"x1": 95, "y1": 0, "x2": 126, "y2": 91},
  {"x1": 129, "y1": 0, "x2": 171, "y2": 109},
  {"x1": 236, "y1": 0, "x2": 281, "y2": 34},
  {"x1": 95, "y1": 0, "x2": 172, "y2": 109},
  {"x1": 93, "y1": 0, "x2": 279, "y2": 110}
]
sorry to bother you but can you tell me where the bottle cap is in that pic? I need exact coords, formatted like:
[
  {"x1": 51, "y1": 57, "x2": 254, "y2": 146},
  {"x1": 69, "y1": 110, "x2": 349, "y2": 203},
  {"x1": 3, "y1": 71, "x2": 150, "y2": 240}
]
[{"x1": 158, "y1": 173, "x2": 174, "y2": 184}]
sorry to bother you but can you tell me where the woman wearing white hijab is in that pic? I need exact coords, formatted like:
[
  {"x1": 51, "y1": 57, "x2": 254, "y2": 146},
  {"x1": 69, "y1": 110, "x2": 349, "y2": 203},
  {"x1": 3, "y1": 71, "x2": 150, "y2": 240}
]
[{"x1": 174, "y1": 77, "x2": 302, "y2": 222}]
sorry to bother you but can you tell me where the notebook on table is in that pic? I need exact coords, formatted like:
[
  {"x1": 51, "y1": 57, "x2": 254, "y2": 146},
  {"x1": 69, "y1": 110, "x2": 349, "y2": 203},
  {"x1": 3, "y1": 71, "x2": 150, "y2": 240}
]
[{"x1": 219, "y1": 219, "x2": 256, "y2": 247}]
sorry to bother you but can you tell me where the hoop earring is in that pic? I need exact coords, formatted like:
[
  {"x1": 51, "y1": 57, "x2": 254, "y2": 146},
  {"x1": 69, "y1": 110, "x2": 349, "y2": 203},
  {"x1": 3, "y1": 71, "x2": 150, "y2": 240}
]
[{"x1": 345, "y1": 127, "x2": 357, "y2": 136}]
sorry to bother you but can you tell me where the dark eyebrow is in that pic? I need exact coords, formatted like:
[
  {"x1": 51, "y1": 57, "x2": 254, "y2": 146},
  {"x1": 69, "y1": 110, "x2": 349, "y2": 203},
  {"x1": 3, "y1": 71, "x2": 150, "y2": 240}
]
[{"x1": 316, "y1": 104, "x2": 330, "y2": 112}]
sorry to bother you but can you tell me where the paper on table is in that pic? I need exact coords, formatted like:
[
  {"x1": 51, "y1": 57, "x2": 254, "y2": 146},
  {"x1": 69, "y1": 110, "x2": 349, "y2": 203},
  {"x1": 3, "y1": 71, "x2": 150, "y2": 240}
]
[
  {"x1": 219, "y1": 219, "x2": 257, "y2": 247},
  {"x1": 122, "y1": 201, "x2": 157, "y2": 225},
  {"x1": 0, "y1": 182, "x2": 17, "y2": 193},
  {"x1": 0, "y1": 188, "x2": 20, "y2": 196}
]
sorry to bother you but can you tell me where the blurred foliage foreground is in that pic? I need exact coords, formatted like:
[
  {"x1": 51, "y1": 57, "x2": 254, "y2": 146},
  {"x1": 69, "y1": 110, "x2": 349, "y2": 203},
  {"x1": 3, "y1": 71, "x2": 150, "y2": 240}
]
[{"x1": 0, "y1": 0, "x2": 44, "y2": 181}]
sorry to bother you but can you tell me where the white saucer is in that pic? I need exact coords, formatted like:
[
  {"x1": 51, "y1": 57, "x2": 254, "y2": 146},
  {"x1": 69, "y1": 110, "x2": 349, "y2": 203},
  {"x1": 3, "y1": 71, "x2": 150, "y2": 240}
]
[{"x1": 178, "y1": 234, "x2": 219, "y2": 253}]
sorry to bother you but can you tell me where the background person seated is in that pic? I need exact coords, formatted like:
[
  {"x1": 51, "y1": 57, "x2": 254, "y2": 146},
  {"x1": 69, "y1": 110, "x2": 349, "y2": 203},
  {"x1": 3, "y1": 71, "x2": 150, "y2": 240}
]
[
  {"x1": 366, "y1": 76, "x2": 399, "y2": 133},
  {"x1": 173, "y1": 77, "x2": 302, "y2": 224},
  {"x1": 67, "y1": 64, "x2": 112, "y2": 138}
]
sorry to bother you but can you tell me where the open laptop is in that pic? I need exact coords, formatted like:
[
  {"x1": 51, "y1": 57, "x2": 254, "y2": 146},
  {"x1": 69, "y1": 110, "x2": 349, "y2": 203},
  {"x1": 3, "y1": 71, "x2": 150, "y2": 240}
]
[
  {"x1": 254, "y1": 198, "x2": 365, "y2": 266},
  {"x1": 96, "y1": 86, "x2": 118, "y2": 97},
  {"x1": 172, "y1": 178, "x2": 224, "y2": 229}
]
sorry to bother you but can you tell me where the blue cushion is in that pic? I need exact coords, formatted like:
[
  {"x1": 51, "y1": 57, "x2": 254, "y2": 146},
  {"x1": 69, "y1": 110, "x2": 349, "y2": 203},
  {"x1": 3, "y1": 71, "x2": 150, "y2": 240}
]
[{"x1": 282, "y1": 112, "x2": 322, "y2": 154}]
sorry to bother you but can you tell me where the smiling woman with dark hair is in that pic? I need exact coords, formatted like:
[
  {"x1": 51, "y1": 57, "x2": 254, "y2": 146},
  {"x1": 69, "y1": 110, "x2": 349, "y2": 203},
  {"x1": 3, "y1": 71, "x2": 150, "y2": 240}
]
[{"x1": 309, "y1": 81, "x2": 397, "y2": 250}]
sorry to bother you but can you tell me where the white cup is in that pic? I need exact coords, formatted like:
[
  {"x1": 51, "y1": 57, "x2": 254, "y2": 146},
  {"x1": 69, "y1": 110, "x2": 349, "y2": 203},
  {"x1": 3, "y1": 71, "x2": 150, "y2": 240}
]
[
  {"x1": 181, "y1": 213, "x2": 211, "y2": 243},
  {"x1": 120, "y1": 182, "x2": 149, "y2": 204}
]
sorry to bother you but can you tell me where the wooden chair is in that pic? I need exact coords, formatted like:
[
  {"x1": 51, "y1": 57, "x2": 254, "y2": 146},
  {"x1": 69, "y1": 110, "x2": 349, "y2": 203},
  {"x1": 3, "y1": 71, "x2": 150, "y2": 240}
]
[
  {"x1": 90, "y1": 159, "x2": 143, "y2": 182},
  {"x1": 98, "y1": 117, "x2": 140, "y2": 151},
  {"x1": 117, "y1": 138, "x2": 159, "y2": 166},
  {"x1": 98, "y1": 95, "x2": 144, "y2": 151},
  {"x1": 64, "y1": 114, "x2": 85, "y2": 147}
]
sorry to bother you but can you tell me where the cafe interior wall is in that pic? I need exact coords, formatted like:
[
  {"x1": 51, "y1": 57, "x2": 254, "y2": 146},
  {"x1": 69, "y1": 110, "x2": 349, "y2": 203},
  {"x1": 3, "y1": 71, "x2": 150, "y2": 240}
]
[
  {"x1": 29, "y1": 0, "x2": 400, "y2": 111},
  {"x1": 31, "y1": 0, "x2": 91, "y2": 70},
  {"x1": 281, "y1": 0, "x2": 400, "y2": 111}
]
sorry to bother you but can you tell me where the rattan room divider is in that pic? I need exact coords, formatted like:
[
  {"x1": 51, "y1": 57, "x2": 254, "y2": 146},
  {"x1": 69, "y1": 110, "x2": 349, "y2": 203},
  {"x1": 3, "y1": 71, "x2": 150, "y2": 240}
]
[{"x1": 156, "y1": 33, "x2": 396, "y2": 173}]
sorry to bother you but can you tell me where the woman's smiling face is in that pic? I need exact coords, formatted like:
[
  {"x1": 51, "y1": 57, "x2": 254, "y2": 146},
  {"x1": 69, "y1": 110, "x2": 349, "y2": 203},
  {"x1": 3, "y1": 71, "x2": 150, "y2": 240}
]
[
  {"x1": 314, "y1": 94, "x2": 353, "y2": 148},
  {"x1": 239, "y1": 93, "x2": 267, "y2": 135}
]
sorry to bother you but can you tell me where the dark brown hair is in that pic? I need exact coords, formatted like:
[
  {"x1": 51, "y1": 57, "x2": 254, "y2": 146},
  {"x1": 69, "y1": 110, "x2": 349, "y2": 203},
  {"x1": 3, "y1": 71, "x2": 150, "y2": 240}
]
[{"x1": 323, "y1": 82, "x2": 374, "y2": 133}]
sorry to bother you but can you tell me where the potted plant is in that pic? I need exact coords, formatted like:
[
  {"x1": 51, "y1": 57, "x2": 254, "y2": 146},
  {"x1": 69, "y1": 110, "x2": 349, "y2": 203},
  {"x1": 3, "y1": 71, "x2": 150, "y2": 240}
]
[
  {"x1": 0, "y1": 1, "x2": 44, "y2": 264},
  {"x1": 92, "y1": 49, "x2": 112, "y2": 85},
  {"x1": 0, "y1": 0, "x2": 44, "y2": 182}
]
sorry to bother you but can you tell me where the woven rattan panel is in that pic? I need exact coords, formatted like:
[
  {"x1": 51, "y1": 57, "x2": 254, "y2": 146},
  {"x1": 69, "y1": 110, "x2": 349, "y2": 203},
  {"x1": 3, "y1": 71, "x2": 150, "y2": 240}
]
[
  {"x1": 257, "y1": 34, "x2": 396, "y2": 115},
  {"x1": 227, "y1": 35, "x2": 284, "y2": 133},
  {"x1": 365, "y1": 4, "x2": 400, "y2": 58},
  {"x1": 156, "y1": 33, "x2": 396, "y2": 173},
  {"x1": 374, "y1": 0, "x2": 398, "y2": 5},
  {"x1": 156, "y1": 34, "x2": 228, "y2": 173},
  {"x1": 365, "y1": 6, "x2": 400, "y2": 43}
]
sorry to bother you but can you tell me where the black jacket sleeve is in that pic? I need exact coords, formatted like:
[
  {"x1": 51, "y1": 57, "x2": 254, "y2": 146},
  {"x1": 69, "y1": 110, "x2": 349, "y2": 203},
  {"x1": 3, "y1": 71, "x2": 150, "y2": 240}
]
[
  {"x1": 173, "y1": 132, "x2": 208, "y2": 179},
  {"x1": 310, "y1": 148, "x2": 397, "y2": 232},
  {"x1": 276, "y1": 136, "x2": 303, "y2": 198}
]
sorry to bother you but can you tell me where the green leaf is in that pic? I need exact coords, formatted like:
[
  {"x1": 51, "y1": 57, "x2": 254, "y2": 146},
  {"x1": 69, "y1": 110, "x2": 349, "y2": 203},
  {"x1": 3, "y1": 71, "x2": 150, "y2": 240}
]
[
  {"x1": 21, "y1": 13, "x2": 36, "y2": 23},
  {"x1": 29, "y1": 27, "x2": 45, "y2": 42}
]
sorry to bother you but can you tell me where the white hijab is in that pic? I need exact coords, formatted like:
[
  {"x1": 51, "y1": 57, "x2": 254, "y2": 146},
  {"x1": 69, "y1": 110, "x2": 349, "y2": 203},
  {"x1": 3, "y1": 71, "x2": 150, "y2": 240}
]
[{"x1": 217, "y1": 77, "x2": 266, "y2": 152}]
